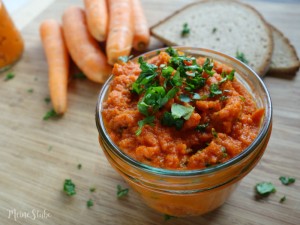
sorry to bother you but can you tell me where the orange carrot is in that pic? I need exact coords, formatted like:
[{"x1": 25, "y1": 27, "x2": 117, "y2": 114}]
[
  {"x1": 132, "y1": 0, "x2": 150, "y2": 51},
  {"x1": 106, "y1": 0, "x2": 134, "y2": 65},
  {"x1": 40, "y1": 19, "x2": 69, "y2": 114},
  {"x1": 62, "y1": 6, "x2": 111, "y2": 83},
  {"x1": 84, "y1": 0, "x2": 108, "y2": 42}
]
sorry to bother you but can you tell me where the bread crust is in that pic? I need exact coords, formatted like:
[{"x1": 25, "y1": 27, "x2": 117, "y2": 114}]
[
  {"x1": 150, "y1": 0, "x2": 273, "y2": 77},
  {"x1": 267, "y1": 25, "x2": 300, "y2": 77}
]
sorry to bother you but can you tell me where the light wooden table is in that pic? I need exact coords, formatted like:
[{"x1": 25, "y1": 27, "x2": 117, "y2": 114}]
[{"x1": 0, "y1": 0, "x2": 299, "y2": 224}]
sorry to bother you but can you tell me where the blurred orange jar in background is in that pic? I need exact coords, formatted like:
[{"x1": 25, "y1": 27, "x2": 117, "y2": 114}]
[{"x1": 0, "y1": 0, "x2": 24, "y2": 71}]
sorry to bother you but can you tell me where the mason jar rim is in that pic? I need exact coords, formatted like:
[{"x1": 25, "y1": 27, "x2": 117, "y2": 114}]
[{"x1": 95, "y1": 47, "x2": 272, "y2": 177}]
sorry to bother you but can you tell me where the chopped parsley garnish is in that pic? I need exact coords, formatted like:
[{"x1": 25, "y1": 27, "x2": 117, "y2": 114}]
[
  {"x1": 279, "y1": 195, "x2": 286, "y2": 203},
  {"x1": 73, "y1": 72, "x2": 86, "y2": 79},
  {"x1": 77, "y1": 164, "x2": 82, "y2": 169},
  {"x1": 132, "y1": 57, "x2": 158, "y2": 95},
  {"x1": 236, "y1": 51, "x2": 249, "y2": 64},
  {"x1": 165, "y1": 47, "x2": 179, "y2": 57},
  {"x1": 171, "y1": 103, "x2": 194, "y2": 120},
  {"x1": 63, "y1": 179, "x2": 76, "y2": 196},
  {"x1": 136, "y1": 116, "x2": 155, "y2": 136},
  {"x1": 90, "y1": 187, "x2": 96, "y2": 192},
  {"x1": 118, "y1": 55, "x2": 133, "y2": 63},
  {"x1": 179, "y1": 94, "x2": 191, "y2": 103},
  {"x1": 87, "y1": 199, "x2": 94, "y2": 208},
  {"x1": 4, "y1": 72, "x2": 14, "y2": 81},
  {"x1": 211, "y1": 128, "x2": 218, "y2": 138},
  {"x1": 196, "y1": 123, "x2": 209, "y2": 132},
  {"x1": 212, "y1": 27, "x2": 217, "y2": 34},
  {"x1": 209, "y1": 83, "x2": 222, "y2": 97},
  {"x1": 255, "y1": 182, "x2": 276, "y2": 196},
  {"x1": 27, "y1": 88, "x2": 34, "y2": 93},
  {"x1": 279, "y1": 176, "x2": 296, "y2": 185},
  {"x1": 220, "y1": 70, "x2": 235, "y2": 83},
  {"x1": 203, "y1": 58, "x2": 214, "y2": 76},
  {"x1": 181, "y1": 23, "x2": 190, "y2": 37},
  {"x1": 43, "y1": 109, "x2": 58, "y2": 120},
  {"x1": 117, "y1": 185, "x2": 129, "y2": 198},
  {"x1": 161, "y1": 112, "x2": 184, "y2": 130},
  {"x1": 48, "y1": 145, "x2": 53, "y2": 151},
  {"x1": 239, "y1": 96, "x2": 245, "y2": 102}
]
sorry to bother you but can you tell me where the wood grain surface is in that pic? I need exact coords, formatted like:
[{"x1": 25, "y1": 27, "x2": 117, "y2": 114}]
[{"x1": 0, "y1": 0, "x2": 299, "y2": 224}]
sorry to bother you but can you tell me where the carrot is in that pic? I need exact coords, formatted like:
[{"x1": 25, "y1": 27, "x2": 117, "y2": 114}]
[
  {"x1": 62, "y1": 6, "x2": 111, "y2": 83},
  {"x1": 84, "y1": 0, "x2": 108, "y2": 42},
  {"x1": 106, "y1": 0, "x2": 134, "y2": 65},
  {"x1": 40, "y1": 19, "x2": 69, "y2": 115},
  {"x1": 132, "y1": 0, "x2": 150, "y2": 51}
]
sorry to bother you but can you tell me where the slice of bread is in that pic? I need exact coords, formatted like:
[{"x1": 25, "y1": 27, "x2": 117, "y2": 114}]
[
  {"x1": 150, "y1": 0, "x2": 273, "y2": 77},
  {"x1": 267, "y1": 25, "x2": 300, "y2": 77}
]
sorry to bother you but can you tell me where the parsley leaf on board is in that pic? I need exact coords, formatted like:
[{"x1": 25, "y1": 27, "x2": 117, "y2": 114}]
[
  {"x1": 87, "y1": 199, "x2": 94, "y2": 208},
  {"x1": 63, "y1": 179, "x2": 76, "y2": 196},
  {"x1": 117, "y1": 185, "x2": 129, "y2": 198},
  {"x1": 4, "y1": 72, "x2": 15, "y2": 81},
  {"x1": 279, "y1": 176, "x2": 296, "y2": 185},
  {"x1": 43, "y1": 109, "x2": 59, "y2": 120},
  {"x1": 255, "y1": 182, "x2": 276, "y2": 196}
]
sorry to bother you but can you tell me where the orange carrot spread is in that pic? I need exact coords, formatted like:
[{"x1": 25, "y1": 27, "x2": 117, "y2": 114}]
[{"x1": 102, "y1": 47, "x2": 264, "y2": 170}]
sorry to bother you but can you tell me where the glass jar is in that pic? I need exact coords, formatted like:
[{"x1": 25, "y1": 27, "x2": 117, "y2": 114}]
[
  {"x1": 0, "y1": 0, "x2": 24, "y2": 72},
  {"x1": 96, "y1": 47, "x2": 272, "y2": 217}
]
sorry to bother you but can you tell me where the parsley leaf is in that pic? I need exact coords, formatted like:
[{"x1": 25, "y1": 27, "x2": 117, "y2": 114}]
[
  {"x1": 87, "y1": 199, "x2": 94, "y2": 208},
  {"x1": 161, "y1": 112, "x2": 184, "y2": 130},
  {"x1": 211, "y1": 128, "x2": 218, "y2": 138},
  {"x1": 255, "y1": 182, "x2": 276, "y2": 196},
  {"x1": 212, "y1": 27, "x2": 217, "y2": 34},
  {"x1": 136, "y1": 116, "x2": 155, "y2": 136},
  {"x1": 179, "y1": 94, "x2": 191, "y2": 103},
  {"x1": 279, "y1": 195, "x2": 286, "y2": 203},
  {"x1": 132, "y1": 57, "x2": 158, "y2": 95},
  {"x1": 118, "y1": 55, "x2": 133, "y2": 63},
  {"x1": 4, "y1": 72, "x2": 14, "y2": 81},
  {"x1": 90, "y1": 187, "x2": 96, "y2": 192},
  {"x1": 196, "y1": 123, "x2": 209, "y2": 132},
  {"x1": 77, "y1": 164, "x2": 82, "y2": 169},
  {"x1": 171, "y1": 103, "x2": 194, "y2": 120},
  {"x1": 27, "y1": 88, "x2": 34, "y2": 93},
  {"x1": 181, "y1": 23, "x2": 190, "y2": 37},
  {"x1": 209, "y1": 83, "x2": 222, "y2": 97},
  {"x1": 279, "y1": 176, "x2": 296, "y2": 185},
  {"x1": 117, "y1": 185, "x2": 129, "y2": 198},
  {"x1": 43, "y1": 109, "x2": 59, "y2": 120},
  {"x1": 236, "y1": 51, "x2": 249, "y2": 64},
  {"x1": 203, "y1": 58, "x2": 214, "y2": 76},
  {"x1": 63, "y1": 179, "x2": 76, "y2": 196},
  {"x1": 165, "y1": 47, "x2": 178, "y2": 57}
]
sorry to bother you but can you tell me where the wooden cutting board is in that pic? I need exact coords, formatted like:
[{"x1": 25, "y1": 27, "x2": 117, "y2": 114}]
[{"x1": 0, "y1": 0, "x2": 299, "y2": 224}]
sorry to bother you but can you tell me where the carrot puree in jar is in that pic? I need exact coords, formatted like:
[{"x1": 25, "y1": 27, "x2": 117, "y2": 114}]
[
  {"x1": 0, "y1": 1, "x2": 24, "y2": 71},
  {"x1": 102, "y1": 47, "x2": 264, "y2": 170}
]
